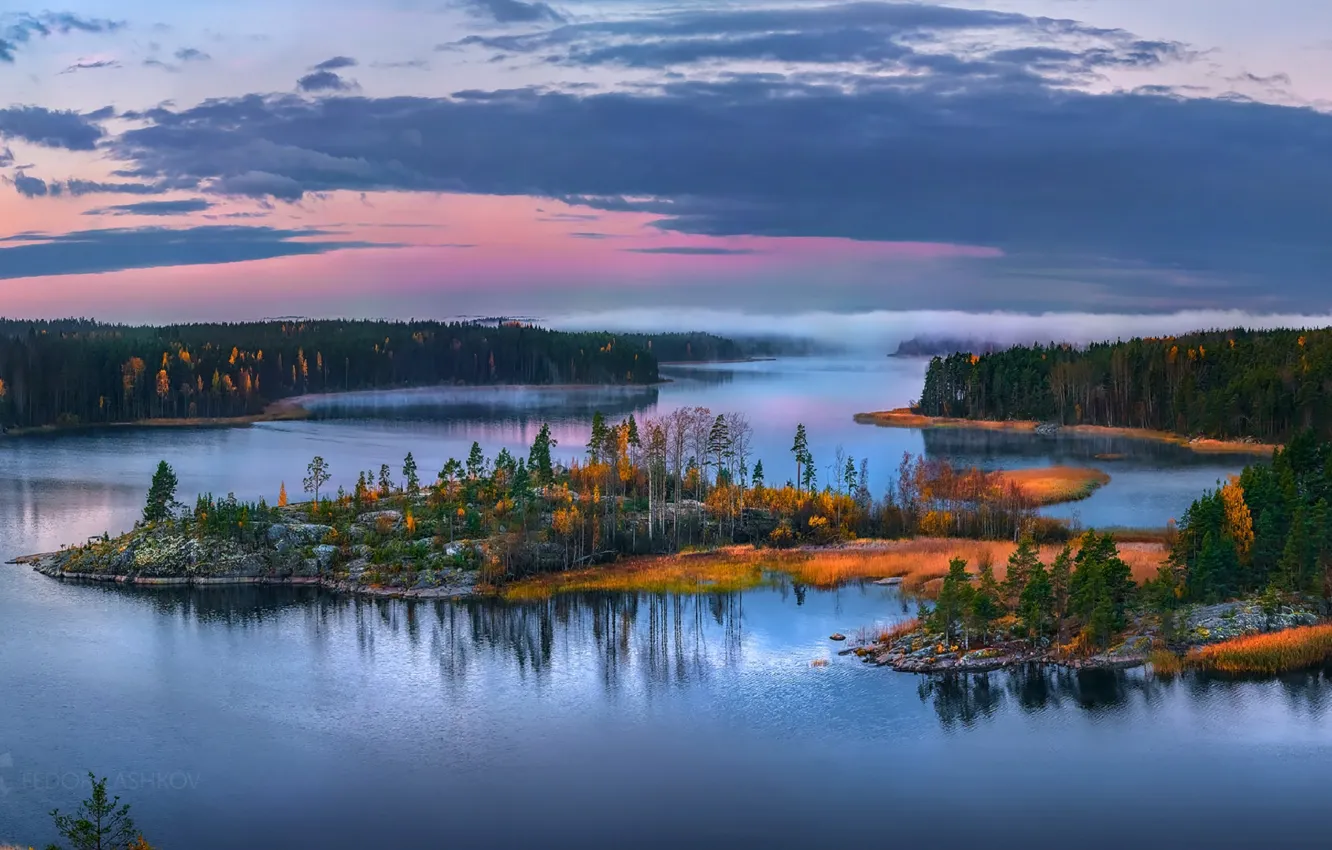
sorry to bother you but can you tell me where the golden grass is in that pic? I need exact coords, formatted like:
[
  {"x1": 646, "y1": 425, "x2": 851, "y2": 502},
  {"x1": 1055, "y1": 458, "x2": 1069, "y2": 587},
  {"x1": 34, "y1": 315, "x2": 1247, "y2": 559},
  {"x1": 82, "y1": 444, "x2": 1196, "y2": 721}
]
[
  {"x1": 498, "y1": 537, "x2": 1170, "y2": 600},
  {"x1": 1148, "y1": 648, "x2": 1184, "y2": 676},
  {"x1": 854, "y1": 408, "x2": 1276, "y2": 456},
  {"x1": 878, "y1": 617, "x2": 921, "y2": 644},
  {"x1": 993, "y1": 466, "x2": 1110, "y2": 505},
  {"x1": 1186, "y1": 624, "x2": 1332, "y2": 675}
]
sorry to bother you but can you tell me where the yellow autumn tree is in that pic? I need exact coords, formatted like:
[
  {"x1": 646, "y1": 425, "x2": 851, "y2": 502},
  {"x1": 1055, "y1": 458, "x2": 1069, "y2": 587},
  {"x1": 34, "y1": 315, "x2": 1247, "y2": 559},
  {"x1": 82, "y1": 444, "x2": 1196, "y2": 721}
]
[
  {"x1": 1221, "y1": 475, "x2": 1254, "y2": 561},
  {"x1": 278, "y1": 482, "x2": 288, "y2": 507}
]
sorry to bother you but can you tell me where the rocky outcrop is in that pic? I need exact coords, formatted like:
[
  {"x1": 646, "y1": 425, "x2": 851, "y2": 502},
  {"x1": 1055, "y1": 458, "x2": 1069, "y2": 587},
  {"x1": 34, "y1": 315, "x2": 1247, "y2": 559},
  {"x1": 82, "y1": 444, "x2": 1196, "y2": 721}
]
[
  {"x1": 1183, "y1": 600, "x2": 1319, "y2": 643},
  {"x1": 14, "y1": 516, "x2": 478, "y2": 600}
]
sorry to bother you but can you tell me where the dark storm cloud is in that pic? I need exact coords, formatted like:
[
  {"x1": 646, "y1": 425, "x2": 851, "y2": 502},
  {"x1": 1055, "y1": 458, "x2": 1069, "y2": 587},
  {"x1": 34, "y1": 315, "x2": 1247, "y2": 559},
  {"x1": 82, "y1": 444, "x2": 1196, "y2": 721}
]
[
  {"x1": 0, "y1": 12, "x2": 125, "y2": 62},
  {"x1": 297, "y1": 70, "x2": 357, "y2": 92},
  {"x1": 0, "y1": 225, "x2": 392, "y2": 280},
  {"x1": 462, "y1": 0, "x2": 565, "y2": 25},
  {"x1": 0, "y1": 106, "x2": 104, "y2": 150},
  {"x1": 86, "y1": 198, "x2": 213, "y2": 216},
  {"x1": 449, "y1": 3, "x2": 1188, "y2": 83},
  {"x1": 312, "y1": 55, "x2": 357, "y2": 71},
  {"x1": 92, "y1": 2, "x2": 1332, "y2": 304}
]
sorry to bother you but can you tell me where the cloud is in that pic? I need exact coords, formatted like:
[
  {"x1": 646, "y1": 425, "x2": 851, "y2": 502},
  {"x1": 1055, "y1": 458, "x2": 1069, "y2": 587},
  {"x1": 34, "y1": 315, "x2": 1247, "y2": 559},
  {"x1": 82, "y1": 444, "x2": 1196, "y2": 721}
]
[
  {"x1": 87, "y1": 198, "x2": 213, "y2": 216},
  {"x1": 95, "y1": 3, "x2": 1332, "y2": 309},
  {"x1": 0, "y1": 106, "x2": 104, "y2": 150},
  {"x1": 312, "y1": 55, "x2": 357, "y2": 71},
  {"x1": 59, "y1": 57, "x2": 120, "y2": 74},
  {"x1": 0, "y1": 225, "x2": 394, "y2": 280},
  {"x1": 624, "y1": 246, "x2": 756, "y2": 255},
  {"x1": 371, "y1": 59, "x2": 428, "y2": 70},
  {"x1": 9, "y1": 172, "x2": 53, "y2": 197},
  {"x1": 64, "y1": 179, "x2": 171, "y2": 196},
  {"x1": 450, "y1": 3, "x2": 1189, "y2": 83},
  {"x1": 0, "y1": 146, "x2": 12, "y2": 167},
  {"x1": 174, "y1": 47, "x2": 210, "y2": 62},
  {"x1": 0, "y1": 11, "x2": 125, "y2": 62},
  {"x1": 143, "y1": 58, "x2": 178, "y2": 72},
  {"x1": 462, "y1": 0, "x2": 564, "y2": 25},
  {"x1": 297, "y1": 70, "x2": 357, "y2": 92}
]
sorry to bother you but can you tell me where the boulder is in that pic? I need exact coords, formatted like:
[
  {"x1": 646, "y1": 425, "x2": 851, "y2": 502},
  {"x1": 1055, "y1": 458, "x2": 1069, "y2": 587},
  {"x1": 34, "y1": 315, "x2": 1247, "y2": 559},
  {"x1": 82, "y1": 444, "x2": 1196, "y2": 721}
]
[
  {"x1": 311, "y1": 544, "x2": 339, "y2": 571},
  {"x1": 829, "y1": 633, "x2": 846, "y2": 641},
  {"x1": 357, "y1": 510, "x2": 402, "y2": 528},
  {"x1": 287, "y1": 524, "x2": 334, "y2": 545}
]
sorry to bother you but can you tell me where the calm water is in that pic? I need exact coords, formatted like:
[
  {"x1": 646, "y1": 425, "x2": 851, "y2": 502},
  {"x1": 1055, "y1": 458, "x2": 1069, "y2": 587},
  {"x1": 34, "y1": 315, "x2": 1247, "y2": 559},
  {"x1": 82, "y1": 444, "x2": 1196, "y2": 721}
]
[{"x1": 5, "y1": 356, "x2": 1322, "y2": 850}]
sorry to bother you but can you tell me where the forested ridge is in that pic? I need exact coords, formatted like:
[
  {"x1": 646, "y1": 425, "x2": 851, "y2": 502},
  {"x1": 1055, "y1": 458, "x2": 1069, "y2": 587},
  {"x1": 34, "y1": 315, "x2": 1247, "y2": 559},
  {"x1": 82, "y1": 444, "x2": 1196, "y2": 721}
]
[
  {"x1": 0, "y1": 319, "x2": 669, "y2": 429},
  {"x1": 920, "y1": 327, "x2": 1332, "y2": 443}
]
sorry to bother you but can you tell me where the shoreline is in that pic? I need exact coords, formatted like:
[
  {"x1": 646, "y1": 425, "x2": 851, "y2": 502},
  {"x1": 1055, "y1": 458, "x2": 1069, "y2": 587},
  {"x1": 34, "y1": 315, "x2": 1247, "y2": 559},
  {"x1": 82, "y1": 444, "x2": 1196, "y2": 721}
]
[
  {"x1": 0, "y1": 376, "x2": 666, "y2": 439},
  {"x1": 854, "y1": 408, "x2": 1278, "y2": 455},
  {"x1": 1, "y1": 398, "x2": 313, "y2": 438},
  {"x1": 659, "y1": 357, "x2": 778, "y2": 365},
  {"x1": 8, "y1": 552, "x2": 474, "y2": 600}
]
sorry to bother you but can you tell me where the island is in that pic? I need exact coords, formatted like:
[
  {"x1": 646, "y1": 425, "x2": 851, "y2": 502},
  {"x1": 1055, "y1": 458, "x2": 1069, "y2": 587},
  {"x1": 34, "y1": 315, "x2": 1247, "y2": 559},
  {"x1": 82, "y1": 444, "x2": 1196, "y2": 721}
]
[{"x1": 15, "y1": 402, "x2": 1332, "y2": 678}]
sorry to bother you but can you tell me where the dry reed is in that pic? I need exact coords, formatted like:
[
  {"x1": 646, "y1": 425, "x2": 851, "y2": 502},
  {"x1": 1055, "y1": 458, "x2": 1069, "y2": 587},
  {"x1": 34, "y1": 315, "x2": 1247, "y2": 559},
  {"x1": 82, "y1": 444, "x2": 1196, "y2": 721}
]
[
  {"x1": 1148, "y1": 649, "x2": 1184, "y2": 676},
  {"x1": 1186, "y1": 624, "x2": 1332, "y2": 675},
  {"x1": 992, "y1": 466, "x2": 1110, "y2": 505},
  {"x1": 499, "y1": 538, "x2": 1170, "y2": 600}
]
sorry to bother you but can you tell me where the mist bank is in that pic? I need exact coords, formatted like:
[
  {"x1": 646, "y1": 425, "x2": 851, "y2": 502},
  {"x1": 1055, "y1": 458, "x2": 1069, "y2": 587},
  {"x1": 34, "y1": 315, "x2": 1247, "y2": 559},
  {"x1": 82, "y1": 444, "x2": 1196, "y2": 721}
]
[{"x1": 546, "y1": 309, "x2": 1332, "y2": 356}]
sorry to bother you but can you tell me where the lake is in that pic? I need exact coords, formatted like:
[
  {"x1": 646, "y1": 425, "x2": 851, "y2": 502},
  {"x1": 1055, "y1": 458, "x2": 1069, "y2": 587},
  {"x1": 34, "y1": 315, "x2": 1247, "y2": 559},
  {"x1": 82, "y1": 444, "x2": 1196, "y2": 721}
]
[{"x1": 5, "y1": 356, "x2": 1323, "y2": 850}]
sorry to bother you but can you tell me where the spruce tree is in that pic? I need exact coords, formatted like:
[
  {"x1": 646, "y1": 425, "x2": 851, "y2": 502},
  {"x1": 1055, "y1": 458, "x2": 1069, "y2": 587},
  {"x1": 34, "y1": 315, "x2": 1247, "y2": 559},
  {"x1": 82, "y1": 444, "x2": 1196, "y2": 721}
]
[{"x1": 142, "y1": 460, "x2": 178, "y2": 524}]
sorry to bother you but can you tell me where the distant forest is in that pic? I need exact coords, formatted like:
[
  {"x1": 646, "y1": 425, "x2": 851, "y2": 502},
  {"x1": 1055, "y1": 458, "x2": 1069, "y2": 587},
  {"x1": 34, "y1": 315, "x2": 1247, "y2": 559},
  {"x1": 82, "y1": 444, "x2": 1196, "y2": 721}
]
[
  {"x1": 919, "y1": 328, "x2": 1332, "y2": 443},
  {"x1": 0, "y1": 319, "x2": 742, "y2": 429}
]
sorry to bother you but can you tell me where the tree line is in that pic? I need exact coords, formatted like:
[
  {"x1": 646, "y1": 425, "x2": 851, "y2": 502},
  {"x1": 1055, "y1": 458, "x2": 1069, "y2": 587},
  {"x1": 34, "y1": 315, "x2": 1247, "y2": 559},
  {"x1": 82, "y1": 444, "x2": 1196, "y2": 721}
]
[
  {"x1": 929, "y1": 532, "x2": 1135, "y2": 651},
  {"x1": 1159, "y1": 431, "x2": 1332, "y2": 609},
  {"x1": 136, "y1": 403, "x2": 1071, "y2": 588},
  {"x1": 919, "y1": 327, "x2": 1332, "y2": 442},
  {"x1": 0, "y1": 319, "x2": 760, "y2": 429}
]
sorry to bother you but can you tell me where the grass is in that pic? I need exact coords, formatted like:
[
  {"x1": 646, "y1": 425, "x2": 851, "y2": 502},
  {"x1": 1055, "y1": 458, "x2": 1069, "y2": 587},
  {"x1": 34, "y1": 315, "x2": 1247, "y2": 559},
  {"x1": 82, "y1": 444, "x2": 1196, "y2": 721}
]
[
  {"x1": 854, "y1": 407, "x2": 1276, "y2": 456},
  {"x1": 877, "y1": 617, "x2": 921, "y2": 644},
  {"x1": 1148, "y1": 648, "x2": 1184, "y2": 676},
  {"x1": 499, "y1": 538, "x2": 1171, "y2": 601},
  {"x1": 993, "y1": 466, "x2": 1110, "y2": 505},
  {"x1": 1186, "y1": 624, "x2": 1332, "y2": 675}
]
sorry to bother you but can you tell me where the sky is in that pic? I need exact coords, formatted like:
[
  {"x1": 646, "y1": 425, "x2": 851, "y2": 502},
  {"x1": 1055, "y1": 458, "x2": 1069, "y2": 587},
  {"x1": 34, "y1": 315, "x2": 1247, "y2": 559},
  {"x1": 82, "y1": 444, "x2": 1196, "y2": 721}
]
[{"x1": 1, "y1": 0, "x2": 1331, "y2": 335}]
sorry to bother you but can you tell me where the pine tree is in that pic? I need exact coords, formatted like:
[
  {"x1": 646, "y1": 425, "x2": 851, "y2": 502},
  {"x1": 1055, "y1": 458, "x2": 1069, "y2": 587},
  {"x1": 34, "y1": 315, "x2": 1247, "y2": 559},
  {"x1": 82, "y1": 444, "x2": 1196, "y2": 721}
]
[
  {"x1": 791, "y1": 423, "x2": 810, "y2": 496},
  {"x1": 707, "y1": 414, "x2": 730, "y2": 486},
  {"x1": 402, "y1": 452, "x2": 420, "y2": 495},
  {"x1": 142, "y1": 460, "x2": 178, "y2": 524},
  {"x1": 752, "y1": 460, "x2": 765, "y2": 488},
  {"x1": 529, "y1": 423, "x2": 556, "y2": 486},
  {"x1": 48, "y1": 772, "x2": 141, "y2": 850},
  {"x1": 466, "y1": 442, "x2": 486, "y2": 483},
  {"x1": 378, "y1": 463, "x2": 393, "y2": 497},
  {"x1": 303, "y1": 456, "x2": 329, "y2": 504},
  {"x1": 930, "y1": 557, "x2": 975, "y2": 646},
  {"x1": 587, "y1": 411, "x2": 608, "y2": 462},
  {"x1": 1018, "y1": 559, "x2": 1054, "y2": 638},
  {"x1": 1003, "y1": 534, "x2": 1040, "y2": 609}
]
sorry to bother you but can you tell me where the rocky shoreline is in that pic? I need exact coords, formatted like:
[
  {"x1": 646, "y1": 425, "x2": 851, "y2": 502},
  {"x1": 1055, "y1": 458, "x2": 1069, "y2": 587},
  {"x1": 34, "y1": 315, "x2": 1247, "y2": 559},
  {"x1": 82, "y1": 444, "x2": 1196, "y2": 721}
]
[
  {"x1": 8, "y1": 507, "x2": 479, "y2": 601},
  {"x1": 838, "y1": 598, "x2": 1322, "y2": 674},
  {"x1": 9, "y1": 554, "x2": 475, "y2": 599}
]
